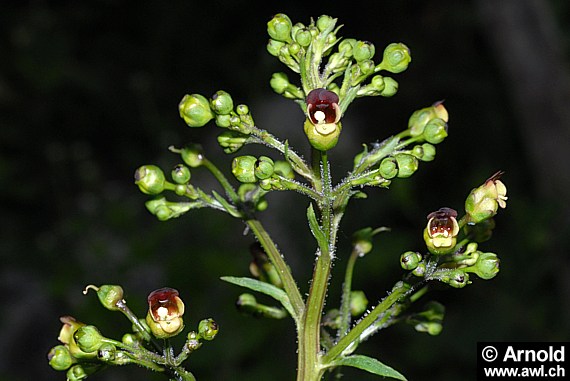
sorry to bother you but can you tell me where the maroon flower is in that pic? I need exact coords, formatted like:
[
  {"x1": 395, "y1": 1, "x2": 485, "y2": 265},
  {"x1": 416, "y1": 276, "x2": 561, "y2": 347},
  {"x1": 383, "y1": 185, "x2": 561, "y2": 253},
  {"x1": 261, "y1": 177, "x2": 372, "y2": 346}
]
[
  {"x1": 146, "y1": 287, "x2": 185, "y2": 337},
  {"x1": 424, "y1": 207, "x2": 459, "y2": 253},
  {"x1": 306, "y1": 88, "x2": 341, "y2": 126}
]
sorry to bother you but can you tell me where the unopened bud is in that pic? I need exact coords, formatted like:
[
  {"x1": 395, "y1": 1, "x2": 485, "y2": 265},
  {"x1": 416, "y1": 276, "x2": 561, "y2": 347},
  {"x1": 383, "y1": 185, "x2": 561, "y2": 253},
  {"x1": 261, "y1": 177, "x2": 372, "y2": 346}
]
[
  {"x1": 179, "y1": 94, "x2": 214, "y2": 127},
  {"x1": 134, "y1": 165, "x2": 166, "y2": 195}
]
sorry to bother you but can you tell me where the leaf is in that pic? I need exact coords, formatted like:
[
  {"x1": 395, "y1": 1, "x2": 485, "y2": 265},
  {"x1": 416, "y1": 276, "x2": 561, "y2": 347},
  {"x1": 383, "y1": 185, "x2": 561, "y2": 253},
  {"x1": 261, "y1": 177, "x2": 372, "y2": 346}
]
[
  {"x1": 330, "y1": 355, "x2": 407, "y2": 380},
  {"x1": 220, "y1": 276, "x2": 295, "y2": 318},
  {"x1": 307, "y1": 203, "x2": 326, "y2": 244},
  {"x1": 211, "y1": 191, "x2": 242, "y2": 218}
]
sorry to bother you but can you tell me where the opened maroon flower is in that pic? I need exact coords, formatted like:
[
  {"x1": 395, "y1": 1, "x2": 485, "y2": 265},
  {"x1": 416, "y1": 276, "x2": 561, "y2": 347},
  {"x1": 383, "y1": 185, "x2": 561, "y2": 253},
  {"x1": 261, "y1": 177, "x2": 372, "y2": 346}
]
[
  {"x1": 306, "y1": 89, "x2": 341, "y2": 129},
  {"x1": 146, "y1": 287, "x2": 185, "y2": 337},
  {"x1": 426, "y1": 207, "x2": 459, "y2": 249}
]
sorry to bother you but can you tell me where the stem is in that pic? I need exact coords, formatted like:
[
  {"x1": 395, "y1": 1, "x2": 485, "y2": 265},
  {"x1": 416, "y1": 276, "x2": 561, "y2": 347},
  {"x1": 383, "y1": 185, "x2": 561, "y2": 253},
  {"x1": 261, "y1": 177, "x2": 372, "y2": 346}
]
[
  {"x1": 202, "y1": 158, "x2": 239, "y2": 203},
  {"x1": 246, "y1": 219, "x2": 304, "y2": 322},
  {"x1": 322, "y1": 283, "x2": 410, "y2": 364},
  {"x1": 338, "y1": 249, "x2": 360, "y2": 338},
  {"x1": 298, "y1": 151, "x2": 334, "y2": 381}
]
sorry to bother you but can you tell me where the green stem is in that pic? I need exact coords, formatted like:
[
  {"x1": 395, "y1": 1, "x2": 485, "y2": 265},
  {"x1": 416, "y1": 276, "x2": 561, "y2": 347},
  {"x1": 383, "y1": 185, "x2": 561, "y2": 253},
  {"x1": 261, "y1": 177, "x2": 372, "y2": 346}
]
[
  {"x1": 202, "y1": 158, "x2": 239, "y2": 203},
  {"x1": 338, "y1": 248, "x2": 360, "y2": 338},
  {"x1": 246, "y1": 219, "x2": 304, "y2": 322},
  {"x1": 299, "y1": 151, "x2": 334, "y2": 381},
  {"x1": 322, "y1": 283, "x2": 410, "y2": 364}
]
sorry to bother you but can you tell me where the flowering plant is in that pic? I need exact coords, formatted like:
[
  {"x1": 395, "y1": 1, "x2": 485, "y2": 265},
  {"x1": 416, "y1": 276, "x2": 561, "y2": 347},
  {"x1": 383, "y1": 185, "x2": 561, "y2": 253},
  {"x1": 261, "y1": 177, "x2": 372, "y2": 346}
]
[{"x1": 48, "y1": 13, "x2": 507, "y2": 381}]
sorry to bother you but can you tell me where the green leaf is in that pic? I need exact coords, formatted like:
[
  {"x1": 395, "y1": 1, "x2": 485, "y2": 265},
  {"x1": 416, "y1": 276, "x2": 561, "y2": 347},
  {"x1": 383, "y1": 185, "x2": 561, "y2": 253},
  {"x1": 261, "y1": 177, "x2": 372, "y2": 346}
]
[
  {"x1": 220, "y1": 276, "x2": 295, "y2": 318},
  {"x1": 329, "y1": 355, "x2": 407, "y2": 380},
  {"x1": 307, "y1": 203, "x2": 326, "y2": 244},
  {"x1": 211, "y1": 190, "x2": 242, "y2": 218}
]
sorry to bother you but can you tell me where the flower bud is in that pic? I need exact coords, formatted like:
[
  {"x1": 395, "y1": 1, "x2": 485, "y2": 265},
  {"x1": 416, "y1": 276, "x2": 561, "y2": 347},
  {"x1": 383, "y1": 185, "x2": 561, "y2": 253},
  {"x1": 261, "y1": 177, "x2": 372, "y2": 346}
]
[
  {"x1": 210, "y1": 90, "x2": 234, "y2": 115},
  {"x1": 179, "y1": 144, "x2": 205, "y2": 168},
  {"x1": 66, "y1": 365, "x2": 88, "y2": 381},
  {"x1": 378, "y1": 157, "x2": 398, "y2": 179},
  {"x1": 171, "y1": 164, "x2": 191, "y2": 184},
  {"x1": 267, "y1": 13, "x2": 292, "y2": 42},
  {"x1": 217, "y1": 131, "x2": 249, "y2": 154},
  {"x1": 198, "y1": 318, "x2": 219, "y2": 341},
  {"x1": 232, "y1": 155, "x2": 258, "y2": 183},
  {"x1": 146, "y1": 287, "x2": 185, "y2": 339},
  {"x1": 466, "y1": 252, "x2": 500, "y2": 280},
  {"x1": 254, "y1": 156, "x2": 274, "y2": 180},
  {"x1": 97, "y1": 343, "x2": 116, "y2": 362},
  {"x1": 270, "y1": 72, "x2": 290, "y2": 94},
  {"x1": 83, "y1": 284, "x2": 124, "y2": 311},
  {"x1": 350, "y1": 290, "x2": 368, "y2": 316},
  {"x1": 379, "y1": 43, "x2": 411, "y2": 73},
  {"x1": 408, "y1": 101, "x2": 449, "y2": 137},
  {"x1": 145, "y1": 196, "x2": 192, "y2": 221},
  {"x1": 400, "y1": 251, "x2": 422, "y2": 270},
  {"x1": 267, "y1": 39, "x2": 286, "y2": 57},
  {"x1": 179, "y1": 94, "x2": 214, "y2": 127},
  {"x1": 134, "y1": 165, "x2": 166, "y2": 195},
  {"x1": 424, "y1": 118, "x2": 448, "y2": 144},
  {"x1": 121, "y1": 333, "x2": 141, "y2": 347},
  {"x1": 273, "y1": 160, "x2": 295, "y2": 179},
  {"x1": 465, "y1": 171, "x2": 507, "y2": 223},
  {"x1": 48, "y1": 345, "x2": 74, "y2": 371},
  {"x1": 380, "y1": 77, "x2": 398, "y2": 97},
  {"x1": 412, "y1": 263, "x2": 427, "y2": 277},
  {"x1": 294, "y1": 28, "x2": 312, "y2": 47},
  {"x1": 316, "y1": 14, "x2": 335, "y2": 32},
  {"x1": 353, "y1": 40, "x2": 375, "y2": 62},
  {"x1": 215, "y1": 113, "x2": 231, "y2": 128},
  {"x1": 74, "y1": 325, "x2": 104, "y2": 353},
  {"x1": 394, "y1": 153, "x2": 419, "y2": 178},
  {"x1": 424, "y1": 207, "x2": 459, "y2": 255},
  {"x1": 440, "y1": 269, "x2": 470, "y2": 288},
  {"x1": 58, "y1": 316, "x2": 85, "y2": 345},
  {"x1": 412, "y1": 143, "x2": 436, "y2": 162}
]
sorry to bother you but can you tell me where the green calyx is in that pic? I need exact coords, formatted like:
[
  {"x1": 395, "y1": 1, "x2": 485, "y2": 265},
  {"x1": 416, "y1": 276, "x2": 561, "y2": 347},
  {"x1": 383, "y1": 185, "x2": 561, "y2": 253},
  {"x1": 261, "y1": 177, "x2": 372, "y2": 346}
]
[
  {"x1": 84, "y1": 284, "x2": 124, "y2": 311},
  {"x1": 267, "y1": 13, "x2": 293, "y2": 42},
  {"x1": 179, "y1": 94, "x2": 214, "y2": 127},
  {"x1": 171, "y1": 164, "x2": 191, "y2": 184},
  {"x1": 232, "y1": 155, "x2": 258, "y2": 183},
  {"x1": 210, "y1": 90, "x2": 234, "y2": 115},
  {"x1": 48, "y1": 345, "x2": 75, "y2": 371},
  {"x1": 74, "y1": 325, "x2": 105, "y2": 353},
  {"x1": 198, "y1": 318, "x2": 219, "y2": 341},
  {"x1": 134, "y1": 165, "x2": 166, "y2": 195},
  {"x1": 400, "y1": 251, "x2": 422, "y2": 270},
  {"x1": 303, "y1": 118, "x2": 342, "y2": 151},
  {"x1": 378, "y1": 43, "x2": 411, "y2": 73}
]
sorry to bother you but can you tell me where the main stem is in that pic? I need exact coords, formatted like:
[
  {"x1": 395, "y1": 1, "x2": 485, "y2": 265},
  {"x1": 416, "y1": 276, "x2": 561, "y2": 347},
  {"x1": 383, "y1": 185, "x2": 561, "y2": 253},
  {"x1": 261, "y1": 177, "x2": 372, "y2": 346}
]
[{"x1": 298, "y1": 151, "x2": 334, "y2": 381}]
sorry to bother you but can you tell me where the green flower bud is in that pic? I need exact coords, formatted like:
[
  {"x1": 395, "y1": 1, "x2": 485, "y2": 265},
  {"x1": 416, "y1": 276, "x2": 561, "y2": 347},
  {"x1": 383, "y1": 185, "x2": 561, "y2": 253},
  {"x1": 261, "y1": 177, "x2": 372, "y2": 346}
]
[
  {"x1": 236, "y1": 104, "x2": 249, "y2": 115},
  {"x1": 67, "y1": 365, "x2": 88, "y2": 381},
  {"x1": 198, "y1": 318, "x2": 219, "y2": 341},
  {"x1": 408, "y1": 102, "x2": 449, "y2": 137},
  {"x1": 232, "y1": 155, "x2": 258, "y2": 183},
  {"x1": 294, "y1": 28, "x2": 312, "y2": 47},
  {"x1": 267, "y1": 13, "x2": 292, "y2": 42},
  {"x1": 380, "y1": 77, "x2": 398, "y2": 97},
  {"x1": 273, "y1": 160, "x2": 294, "y2": 179},
  {"x1": 267, "y1": 39, "x2": 286, "y2": 57},
  {"x1": 394, "y1": 153, "x2": 419, "y2": 178},
  {"x1": 288, "y1": 42, "x2": 301, "y2": 56},
  {"x1": 424, "y1": 118, "x2": 448, "y2": 144},
  {"x1": 378, "y1": 157, "x2": 398, "y2": 179},
  {"x1": 210, "y1": 90, "x2": 234, "y2": 115},
  {"x1": 179, "y1": 144, "x2": 205, "y2": 167},
  {"x1": 121, "y1": 333, "x2": 141, "y2": 347},
  {"x1": 349, "y1": 290, "x2": 368, "y2": 316},
  {"x1": 83, "y1": 284, "x2": 124, "y2": 311},
  {"x1": 134, "y1": 165, "x2": 166, "y2": 195},
  {"x1": 465, "y1": 171, "x2": 507, "y2": 223},
  {"x1": 440, "y1": 269, "x2": 470, "y2": 288},
  {"x1": 379, "y1": 43, "x2": 411, "y2": 73},
  {"x1": 145, "y1": 197, "x2": 193, "y2": 221},
  {"x1": 179, "y1": 94, "x2": 214, "y2": 127},
  {"x1": 412, "y1": 262, "x2": 427, "y2": 277},
  {"x1": 424, "y1": 207, "x2": 460, "y2": 255},
  {"x1": 415, "y1": 321, "x2": 443, "y2": 336},
  {"x1": 270, "y1": 72, "x2": 290, "y2": 94},
  {"x1": 353, "y1": 40, "x2": 375, "y2": 62},
  {"x1": 338, "y1": 38, "x2": 356, "y2": 57},
  {"x1": 74, "y1": 325, "x2": 104, "y2": 353},
  {"x1": 171, "y1": 164, "x2": 191, "y2": 184},
  {"x1": 254, "y1": 156, "x2": 274, "y2": 180},
  {"x1": 316, "y1": 15, "x2": 335, "y2": 32},
  {"x1": 304, "y1": 118, "x2": 341, "y2": 151},
  {"x1": 97, "y1": 343, "x2": 116, "y2": 362},
  {"x1": 215, "y1": 113, "x2": 231, "y2": 128},
  {"x1": 411, "y1": 143, "x2": 436, "y2": 162},
  {"x1": 48, "y1": 345, "x2": 74, "y2": 371},
  {"x1": 400, "y1": 251, "x2": 422, "y2": 270},
  {"x1": 358, "y1": 59, "x2": 375, "y2": 76},
  {"x1": 465, "y1": 252, "x2": 500, "y2": 280},
  {"x1": 217, "y1": 131, "x2": 249, "y2": 154}
]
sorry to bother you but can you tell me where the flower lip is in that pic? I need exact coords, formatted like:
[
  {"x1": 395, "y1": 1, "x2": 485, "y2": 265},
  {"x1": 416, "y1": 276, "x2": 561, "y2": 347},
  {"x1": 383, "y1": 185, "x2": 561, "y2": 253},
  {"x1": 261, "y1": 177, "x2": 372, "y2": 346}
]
[
  {"x1": 306, "y1": 88, "x2": 341, "y2": 125},
  {"x1": 148, "y1": 287, "x2": 185, "y2": 322}
]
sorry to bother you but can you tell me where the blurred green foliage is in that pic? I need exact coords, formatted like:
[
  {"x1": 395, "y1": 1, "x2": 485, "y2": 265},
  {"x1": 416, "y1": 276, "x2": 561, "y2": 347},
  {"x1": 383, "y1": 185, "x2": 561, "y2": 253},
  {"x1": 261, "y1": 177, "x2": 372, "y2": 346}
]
[{"x1": 1, "y1": 1, "x2": 568, "y2": 380}]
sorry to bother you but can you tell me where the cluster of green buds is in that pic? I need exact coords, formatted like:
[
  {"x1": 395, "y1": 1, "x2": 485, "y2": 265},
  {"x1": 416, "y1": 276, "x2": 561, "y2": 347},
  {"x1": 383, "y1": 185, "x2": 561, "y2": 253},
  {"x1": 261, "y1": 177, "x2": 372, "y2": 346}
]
[
  {"x1": 231, "y1": 155, "x2": 295, "y2": 191},
  {"x1": 48, "y1": 285, "x2": 218, "y2": 380}
]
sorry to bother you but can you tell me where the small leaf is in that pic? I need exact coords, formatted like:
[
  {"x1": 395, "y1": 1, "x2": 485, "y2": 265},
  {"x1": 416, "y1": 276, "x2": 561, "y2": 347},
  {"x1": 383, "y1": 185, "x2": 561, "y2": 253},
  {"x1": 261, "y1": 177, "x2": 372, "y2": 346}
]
[
  {"x1": 330, "y1": 355, "x2": 407, "y2": 380},
  {"x1": 220, "y1": 276, "x2": 295, "y2": 318},
  {"x1": 307, "y1": 203, "x2": 326, "y2": 244},
  {"x1": 212, "y1": 191, "x2": 243, "y2": 218}
]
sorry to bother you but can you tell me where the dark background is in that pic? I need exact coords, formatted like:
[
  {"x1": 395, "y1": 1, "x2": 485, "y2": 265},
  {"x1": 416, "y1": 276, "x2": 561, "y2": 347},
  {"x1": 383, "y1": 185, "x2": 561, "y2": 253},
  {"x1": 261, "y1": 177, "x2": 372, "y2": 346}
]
[{"x1": 1, "y1": 1, "x2": 569, "y2": 380}]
